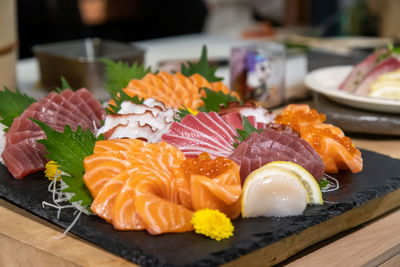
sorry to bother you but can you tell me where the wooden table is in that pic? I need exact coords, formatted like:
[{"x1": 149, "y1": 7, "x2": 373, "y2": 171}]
[{"x1": 1, "y1": 135, "x2": 399, "y2": 267}]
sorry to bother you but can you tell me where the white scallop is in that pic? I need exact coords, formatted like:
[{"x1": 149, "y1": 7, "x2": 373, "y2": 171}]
[{"x1": 242, "y1": 167, "x2": 308, "y2": 218}]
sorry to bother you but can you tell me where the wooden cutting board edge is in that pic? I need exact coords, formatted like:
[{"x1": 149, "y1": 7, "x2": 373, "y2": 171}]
[{"x1": 224, "y1": 187, "x2": 400, "y2": 267}]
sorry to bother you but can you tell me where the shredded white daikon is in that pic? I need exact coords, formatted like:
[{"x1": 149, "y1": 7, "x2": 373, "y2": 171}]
[
  {"x1": 321, "y1": 173, "x2": 339, "y2": 193},
  {"x1": 42, "y1": 169, "x2": 92, "y2": 238}
]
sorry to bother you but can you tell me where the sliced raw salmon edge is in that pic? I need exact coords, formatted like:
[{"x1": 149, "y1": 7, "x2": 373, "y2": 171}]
[
  {"x1": 189, "y1": 163, "x2": 242, "y2": 219},
  {"x1": 91, "y1": 169, "x2": 137, "y2": 222},
  {"x1": 83, "y1": 151, "x2": 133, "y2": 197},
  {"x1": 133, "y1": 176, "x2": 194, "y2": 235},
  {"x1": 93, "y1": 139, "x2": 146, "y2": 154},
  {"x1": 112, "y1": 173, "x2": 152, "y2": 230},
  {"x1": 117, "y1": 71, "x2": 237, "y2": 110}
]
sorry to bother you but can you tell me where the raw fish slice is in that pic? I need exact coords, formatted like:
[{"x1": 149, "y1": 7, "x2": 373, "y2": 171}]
[
  {"x1": 121, "y1": 72, "x2": 236, "y2": 110},
  {"x1": 354, "y1": 57, "x2": 400, "y2": 96},
  {"x1": 93, "y1": 139, "x2": 144, "y2": 154},
  {"x1": 23, "y1": 102, "x2": 78, "y2": 129},
  {"x1": 10, "y1": 110, "x2": 71, "y2": 134},
  {"x1": 2, "y1": 138, "x2": 46, "y2": 179},
  {"x1": 48, "y1": 91, "x2": 94, "y2": 130},
  {"x1": 167, "y1": 121, "x2": 231, "y2": 150},
  {"x1": 339, "y1": 49, "x2": 390, "y2": 93},
  {"x1": 75, "y1": 88, "x2": 106, "y2": 123},
  {"x1": 206, "y1": 112, "x2": 238, "y2": 139},
  {"x1": 230, "y1": 127, "x2": 325, "y2": 183},
  {"x1": 132, "y1": 174, "x2": 193, "y2": 235},
  {"x1": 210, "y1": 81, "x2": 231, "y2": 94},
  {"x1": 6, "y1": 130, "x2": 44, "y2": 146},
  {"x1": 83, "y1": 151, "x2": 134, "y2": 197},
  {"x1": 98, "y1": 103, "x2": 175, "y2": 142},
  {"x1": 92, "y1": 169, "x2": 137, "y2": 222},
  {"x1": 189, "y1": 73, "x2": 212, "y2": 92},
  {"x1": 41, "y1": 94, "x2": 90, "y2": 130},
  {"x1": 177, "y1": 147, "x2": 229, "y2": 159},
  {"x1": 3, "y1": 89, "x2": 104, "y2": 179},
  {"x1": 302, "y1": 128, "x2": 363, "y2": 173},
  {"x1": 98, "y1": 112, "x2": 155, "y2": 135},
  {"x1": 191, "y1": 175, "x2": 241, "y2": 219},
  {"x1": 161, "y1": 133, "x2": 231, "y2": 158},
  {"x1": 143, "y1": 73, "x2": 180, "y2": 102},
  {"x1": 60, "y1": 90, "x2": 98, "y2": 129},
  {"x1": 276, "y1": 104, "x2": 362, "y2": 174},
  {"x1": 112, "y1": 175, "x2": 145, "y2": 230},
  {"x1": 84, "y1": 139, "x2": 189, "y2": 234},
  {"x1": 179, "y1": 114, "x2": 233, "y2": 148},
  {"x1": 188, "y1": 162, "x2": 242, "y2": 219}
]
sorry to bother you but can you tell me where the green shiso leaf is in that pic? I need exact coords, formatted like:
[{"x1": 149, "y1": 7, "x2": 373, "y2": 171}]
[
  {"x1": 181, "y1": 45, "x2": 223, "y2": 82},
  {"x1": 107, "y1": 90, "x2": 144, "y2": 114},
  {"x1": 233, "y1": 116, "x2": 262, "y2": 148},
  {"x1": 0, "y1": 87, "x2": 36, "y2": 129},
  {"x1": 198, "y1": 87, "x2": 240, "y2": 113},
  {"x1": 175, "y1": 106, "x2": 192, "y2": 122},
  {"x1": 33, "y1": 119, "x2": 103, "y2": 208},
  {"x1": 101, "y1": 58, "x2": 152, "y2": 99}
]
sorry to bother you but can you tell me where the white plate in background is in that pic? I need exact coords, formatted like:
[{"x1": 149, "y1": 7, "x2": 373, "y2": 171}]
[{"x1": 305, "y1": 66, "x2": 400, "y2": 114}]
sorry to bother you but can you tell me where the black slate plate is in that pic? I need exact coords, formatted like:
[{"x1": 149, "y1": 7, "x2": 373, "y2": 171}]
[
  {"x1": 1, "y1": 149, "x2": 400, "y2": 266},
  {"x1": 313, "y1": 93, "x2": 400, "y2": 136}
]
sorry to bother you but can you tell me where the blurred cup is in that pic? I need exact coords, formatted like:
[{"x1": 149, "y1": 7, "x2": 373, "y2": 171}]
[
  {"x1": 0, "y1": 0, "x2": 18, "y2": 91},
  {"x1": 230, "y1": 42, "x2": 286, "y2": 108}
]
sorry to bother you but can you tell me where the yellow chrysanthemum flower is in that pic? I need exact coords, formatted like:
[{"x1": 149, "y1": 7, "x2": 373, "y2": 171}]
[
  {"x1": 191, "y1": 209, "x2": 234, "y2": 241},
  {"x1": 45, "y1": 161, "x2": 61, "y2": 181}
]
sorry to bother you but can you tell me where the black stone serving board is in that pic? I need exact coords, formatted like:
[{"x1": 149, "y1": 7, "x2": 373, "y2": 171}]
[
  {"x1": 313, "y1": 93, "x2": 400, "y2": 136},
  {"x1": 1, "y1": 149, "x2": 400, "y2": 266}
]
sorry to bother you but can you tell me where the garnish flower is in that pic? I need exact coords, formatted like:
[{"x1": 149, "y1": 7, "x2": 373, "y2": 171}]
[
  {"x1": 44, "y1": 161, "x2": 61, "y2": 181},
  {"x1": 191, "y1": 209, "x2": 234, "y2": 241}
]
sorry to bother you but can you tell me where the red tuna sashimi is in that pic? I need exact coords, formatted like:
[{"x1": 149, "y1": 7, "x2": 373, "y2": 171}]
[
  {"x1": 354, "y1": 57, "x2": 400, "y2": 95},
  {"x1": 161, "y1": 112, "x2": 238, "y2": 159},
  {"x1": 75, "y1": 88, "x2": 106, "y2": 124},
  {"x1": 2, "y1": 90, "x2": 105, "y2": 179},
  {"x1": 229, "y1": 127, "x2": 325, "y2": 184},
  {"x1": 2, "y1": 138, "x2": 47, "y2": 179},
  {"x1": 339, "y1": 49, "x2": 390, "y2": 93},
  {"x1": 62, "y1": 88, "x2": 105, "y2": 128}
]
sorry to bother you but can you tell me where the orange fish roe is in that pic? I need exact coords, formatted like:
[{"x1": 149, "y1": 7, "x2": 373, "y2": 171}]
[
  {"x1": 307, "y1": 126, "x2": 357, "y2": 155},
  {"x1": 275, "y1": 107, "x2": 326, "y2": 132},
  {"x1": 181, "y1": 152, "x2": 233, "y2": 179},
  {"x1": 276, "y1": 104, "x2": 362, "y2": 173}
]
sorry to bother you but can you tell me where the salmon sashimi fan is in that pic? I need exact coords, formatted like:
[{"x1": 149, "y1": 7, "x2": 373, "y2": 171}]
[
  {"x1": 118, "y1": 71, "x2": 239, "y2": 110},
  {"x1": 83, "y1": 139, "x2": 242, "y2": 234},
  {"x1": 275, "y1": 104, "x2": 363, "y2": 173}
]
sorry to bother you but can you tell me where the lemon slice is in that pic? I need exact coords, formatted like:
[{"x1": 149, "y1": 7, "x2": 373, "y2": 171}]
[
  {"x1": 241, "y1": 165, "x2": 308, "y2": 218},
  {"x1": 267, "y1": 161, "x2": 323, "y2": 205}
]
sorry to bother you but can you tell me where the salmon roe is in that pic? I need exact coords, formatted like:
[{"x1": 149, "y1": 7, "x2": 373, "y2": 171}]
[
  {"x1": 181, "y1": 153, "x2": 233, "y2": 179},
  {"x1": 308, "y1": 126, "x2": 357, "y2": 154},
  {"x1": 275, "y1": 109, "x2": 326, "y2": 132}
]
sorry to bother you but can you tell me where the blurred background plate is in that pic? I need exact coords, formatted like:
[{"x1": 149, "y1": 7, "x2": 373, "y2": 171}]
[
  {"x1": 313, "y1": 93, "x2": 400, "y2": 136},
  {"x1": 305, "y1": 65, "x2": 400, "y2": 114}
]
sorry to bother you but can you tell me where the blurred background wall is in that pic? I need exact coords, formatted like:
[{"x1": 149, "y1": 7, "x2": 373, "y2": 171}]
[{"x1": 16, "y1": 0, "x2": 399, "y2": 58}]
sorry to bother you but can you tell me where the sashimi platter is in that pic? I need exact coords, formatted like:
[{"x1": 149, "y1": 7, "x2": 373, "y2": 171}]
[{"x1": 1, "y1": 46, "x2": 400, "y2": 266}]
